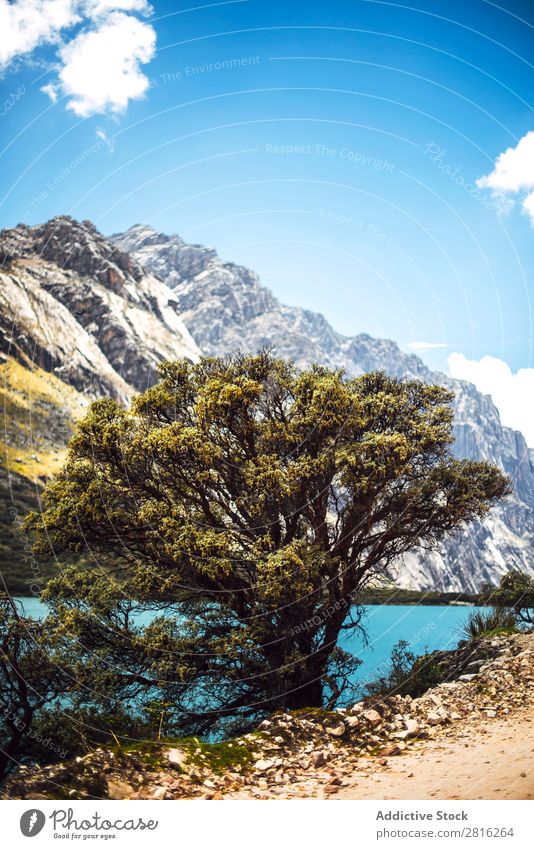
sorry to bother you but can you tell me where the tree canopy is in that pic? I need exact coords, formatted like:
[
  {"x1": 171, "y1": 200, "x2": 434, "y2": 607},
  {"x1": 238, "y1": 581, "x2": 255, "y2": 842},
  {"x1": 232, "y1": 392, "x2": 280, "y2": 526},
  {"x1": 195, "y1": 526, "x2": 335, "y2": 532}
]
[
  {"x1": 479, "y1": 570, "x2": 534, "y2": 625},
  {"x1": 27, "y1": 353, "x2": 510, "y2": 735}
]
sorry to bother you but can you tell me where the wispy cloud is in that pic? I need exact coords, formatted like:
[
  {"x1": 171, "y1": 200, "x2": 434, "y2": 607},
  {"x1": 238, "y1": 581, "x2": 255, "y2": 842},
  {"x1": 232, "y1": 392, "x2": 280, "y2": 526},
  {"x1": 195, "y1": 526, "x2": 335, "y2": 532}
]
[
  {"x1": 0, "y1": 1, "x2": 156, "y2": 117},
  {"x1": 96, "y1": 127, "x2": 115, "y2": 152},
  {"x1": 448, "y1": 352, "x2": 534, "y2": 447},
  {"x1": 408, "y1": 342, "x2": 449, "y2": 352},
  {"x1": 476, "y1": 131, "x2": 534, "y2": 227}
]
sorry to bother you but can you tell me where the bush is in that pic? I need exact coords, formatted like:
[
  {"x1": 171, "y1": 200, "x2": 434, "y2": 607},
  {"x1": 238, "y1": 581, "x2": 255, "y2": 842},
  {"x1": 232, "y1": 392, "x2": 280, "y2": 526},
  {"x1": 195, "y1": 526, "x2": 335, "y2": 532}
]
[
  {"x1": 461, "y1": 607, "x2": 519, "y2": 641},
  {"x1": 479, "y1": 570, "x2": 534, "y2": 626},
  {"x1": 365, "y1": 639, "x2": 442, "y2": 698}
]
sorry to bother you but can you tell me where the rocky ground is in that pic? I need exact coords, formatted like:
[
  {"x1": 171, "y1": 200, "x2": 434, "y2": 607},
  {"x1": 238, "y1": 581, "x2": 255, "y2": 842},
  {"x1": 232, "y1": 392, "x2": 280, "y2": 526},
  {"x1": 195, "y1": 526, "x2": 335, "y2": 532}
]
[{"x1": 3, "y1": 632, "x2": 533, "y2": 801}]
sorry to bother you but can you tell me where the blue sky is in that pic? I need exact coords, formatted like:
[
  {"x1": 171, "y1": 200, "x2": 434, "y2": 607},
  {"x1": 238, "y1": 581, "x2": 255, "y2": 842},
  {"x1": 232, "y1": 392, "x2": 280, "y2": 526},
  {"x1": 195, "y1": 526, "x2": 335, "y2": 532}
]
[{"x1": 1, "y1": 0, "x2": 533, "y2": 439}]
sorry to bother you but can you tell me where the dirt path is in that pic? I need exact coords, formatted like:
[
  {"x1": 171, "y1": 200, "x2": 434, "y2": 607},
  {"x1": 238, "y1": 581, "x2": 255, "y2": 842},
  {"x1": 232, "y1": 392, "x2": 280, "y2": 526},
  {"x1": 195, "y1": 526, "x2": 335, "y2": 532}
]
[{"x1": 333, "y1": 711, "x2": 534, "y2": 800}]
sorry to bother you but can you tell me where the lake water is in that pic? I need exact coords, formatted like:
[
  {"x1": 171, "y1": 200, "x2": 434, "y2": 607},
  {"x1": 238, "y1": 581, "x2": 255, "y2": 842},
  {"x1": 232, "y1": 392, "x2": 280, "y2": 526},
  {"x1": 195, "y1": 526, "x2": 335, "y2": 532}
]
[{"x1": 15, "y1": 596, "x2": 478, "y2": 694}]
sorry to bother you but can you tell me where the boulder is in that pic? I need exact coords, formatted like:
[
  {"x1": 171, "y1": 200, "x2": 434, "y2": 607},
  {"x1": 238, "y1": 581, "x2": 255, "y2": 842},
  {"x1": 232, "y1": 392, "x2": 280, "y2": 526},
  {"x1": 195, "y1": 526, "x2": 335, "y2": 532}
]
[
  {"x1": 362, "y1": 709, "x2": 382, "y2": 727},
  {"x1": 151, "y1": 786, "x2": 167, "y2": 800},
  {"x1": 379, "y1": 744, "x2": 402, "y2": 756},
  {"x1": 427, "y1": 711, "x2": 447, "y2": 725},
  {"x1": 107, "y1": 779, "x2": 135, "y2": 800},
  {"x1": 404, "y1": 719, "x2": 420, "y2": 737},
  {"x1": 254, "y1": 759, "x2": 275, "y2": 771},
  {"x1": 166, "y1": 748, "x2": 187, "y2": 770},
  {"x1": 325, "y1": 722, "x2": 346, "y2": 737},
  {"x1": 311, "y1": 750, "x2": 329, "y2": 768}
]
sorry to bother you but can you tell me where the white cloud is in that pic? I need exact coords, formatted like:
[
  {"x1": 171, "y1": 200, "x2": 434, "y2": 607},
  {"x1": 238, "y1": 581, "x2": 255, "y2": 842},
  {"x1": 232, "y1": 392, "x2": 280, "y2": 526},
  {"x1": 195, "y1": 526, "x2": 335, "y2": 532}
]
[
  {"x1": 448, "y1": 352, "x2": 534, "y2": 447},
  {"x1": 86, "y1": 0, "x2": 151, "y2": 14},
  {"x1": 476, "y1": 131, "x2": 534, "y2": 227},
  {"x1": 1, "y1": 0, "x2": 156, "y2": 117},
  {"x1": 522, "y1": 190, "x2": 534, "y2": 225},
  {"x1": 0, "y1": 0, "x2": 80, "y2": 69},
  {"x1": 408, "y1": 342, "x2": 449, "y2": 352},
  {"x1": 54, "y1": 12, "x2": 155, "y2": 117}
]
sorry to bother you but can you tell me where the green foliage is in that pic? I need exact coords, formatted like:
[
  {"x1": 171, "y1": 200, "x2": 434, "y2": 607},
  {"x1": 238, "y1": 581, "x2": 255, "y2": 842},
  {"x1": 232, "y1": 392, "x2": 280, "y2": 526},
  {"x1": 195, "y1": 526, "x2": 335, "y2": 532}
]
[
  {"x1": 25, "y1": 353, "x2": 509, "y2": 737},
  {"x1": 461, "y1": 607, "x2": 520, "y2": 640},
  {"x1": 478, "y1": 570, "x2": 534, "y2": 625},
  {"x1": 365, "y1": 639, "x2": 442, "y2": 698}
]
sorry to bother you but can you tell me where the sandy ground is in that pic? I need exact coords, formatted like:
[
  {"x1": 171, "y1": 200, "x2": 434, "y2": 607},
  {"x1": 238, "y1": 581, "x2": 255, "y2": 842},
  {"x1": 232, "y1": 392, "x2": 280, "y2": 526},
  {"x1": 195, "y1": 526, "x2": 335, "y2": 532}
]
[{"x1": 332, "y1": 711, "x2": 534, "y2": 800}]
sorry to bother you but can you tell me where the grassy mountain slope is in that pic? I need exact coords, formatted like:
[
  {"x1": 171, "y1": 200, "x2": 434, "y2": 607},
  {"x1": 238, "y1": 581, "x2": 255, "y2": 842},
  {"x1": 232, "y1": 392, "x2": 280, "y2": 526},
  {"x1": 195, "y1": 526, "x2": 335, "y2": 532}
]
[{"x1": 0, "y1": 357, "x2": 87, "y2": 593}]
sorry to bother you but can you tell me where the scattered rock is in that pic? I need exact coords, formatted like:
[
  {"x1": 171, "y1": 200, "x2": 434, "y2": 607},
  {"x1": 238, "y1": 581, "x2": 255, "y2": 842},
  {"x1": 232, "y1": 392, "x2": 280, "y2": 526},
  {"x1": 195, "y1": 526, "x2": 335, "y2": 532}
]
[
  {"x1": 3, "y1": 632, "x2": 532, "y2": 802},
  {"x1": 362, "y1": 709, "x2": 382, "y2": 727},
  {"x1": 254, "y1": 759, "x2": 275, "y2": 772},
  {"x1": 311, "y1": 751, "x2": 329, "y2": 768},
  {"x1": 166, "y1": 748, "x2": 187, "y2": 770}
]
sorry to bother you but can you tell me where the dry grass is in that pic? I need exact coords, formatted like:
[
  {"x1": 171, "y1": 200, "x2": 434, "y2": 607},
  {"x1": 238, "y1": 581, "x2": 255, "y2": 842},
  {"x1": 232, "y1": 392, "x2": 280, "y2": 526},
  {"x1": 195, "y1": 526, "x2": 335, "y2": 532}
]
[{"x1": 0, "y1": 357, "x2": 87, "y2": 481}]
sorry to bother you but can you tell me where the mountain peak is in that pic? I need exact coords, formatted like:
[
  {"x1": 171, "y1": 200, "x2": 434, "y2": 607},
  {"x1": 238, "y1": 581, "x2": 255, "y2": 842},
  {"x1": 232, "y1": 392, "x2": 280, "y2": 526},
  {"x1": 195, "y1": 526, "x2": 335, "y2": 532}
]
[
  {"x1": 113, "y1": 224, "x2": 219, "y2": 286},
  {"x1": 0, "y1": 216, "x2": 200, "y2": 401},
  {"x1": 0, "y1": 216, "x2": 148, "y2": 290}
]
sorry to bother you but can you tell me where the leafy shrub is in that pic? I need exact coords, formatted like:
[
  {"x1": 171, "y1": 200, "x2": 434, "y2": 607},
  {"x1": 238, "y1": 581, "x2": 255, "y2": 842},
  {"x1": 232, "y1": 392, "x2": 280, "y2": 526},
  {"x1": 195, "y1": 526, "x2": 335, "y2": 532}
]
[
  {"x1": 461, "y1": 607, "x2": 519, "y2": 641},
  {"x1": 365, "y1": 639, "x2": 442, "y2": 698},
  {"x1": 478, "y1": 570, "x2": 534, "y2": 625}
]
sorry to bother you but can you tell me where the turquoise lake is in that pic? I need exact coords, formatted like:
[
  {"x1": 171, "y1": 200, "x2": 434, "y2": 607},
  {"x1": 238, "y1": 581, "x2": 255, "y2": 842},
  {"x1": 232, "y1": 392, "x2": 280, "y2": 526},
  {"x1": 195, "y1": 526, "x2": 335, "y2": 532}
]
[{"x1": 15, "y1": 597, "x2": 479, "y2": 695}]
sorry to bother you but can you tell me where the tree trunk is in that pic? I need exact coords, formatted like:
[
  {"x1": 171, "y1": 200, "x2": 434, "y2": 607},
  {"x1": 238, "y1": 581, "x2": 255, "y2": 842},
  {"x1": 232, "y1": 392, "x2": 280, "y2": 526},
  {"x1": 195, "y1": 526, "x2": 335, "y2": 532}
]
[{"x1": 283, "y1": 671, "x2": 325, "y2": 709}]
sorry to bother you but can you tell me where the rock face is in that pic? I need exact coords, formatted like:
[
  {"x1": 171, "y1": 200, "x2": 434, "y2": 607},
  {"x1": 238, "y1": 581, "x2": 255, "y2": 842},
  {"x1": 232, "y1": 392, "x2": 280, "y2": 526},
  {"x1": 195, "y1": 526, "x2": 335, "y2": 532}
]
[
  {"x1": 0, "y1": 217, "x2": 200, "y2": 403},
  {"x1": 112, "y1": 225, "x2": 534, "y2": 592}
]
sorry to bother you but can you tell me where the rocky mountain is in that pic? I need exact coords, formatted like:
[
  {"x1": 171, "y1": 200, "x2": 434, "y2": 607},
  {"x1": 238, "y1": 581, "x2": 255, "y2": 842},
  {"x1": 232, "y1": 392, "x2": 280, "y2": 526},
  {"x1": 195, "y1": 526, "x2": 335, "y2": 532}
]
[
  {"x1": 0, "y1": 357, "x2": 88, "y2": 593},
  {"x1": 112, "y1": 224, "x2": 534, "y2": 592},
  {"x1": 0, "y1": 217, "x2": 199, "y2": 404}
]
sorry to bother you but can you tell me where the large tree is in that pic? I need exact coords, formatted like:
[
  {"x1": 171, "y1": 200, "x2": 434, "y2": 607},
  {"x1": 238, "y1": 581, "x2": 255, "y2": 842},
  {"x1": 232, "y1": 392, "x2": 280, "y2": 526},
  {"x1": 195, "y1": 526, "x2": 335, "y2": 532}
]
[{"x1": 28, "y1": 353, "x2": 510, "y2": 734}]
